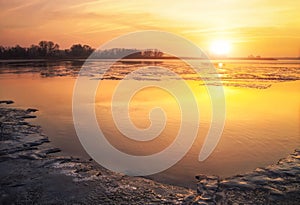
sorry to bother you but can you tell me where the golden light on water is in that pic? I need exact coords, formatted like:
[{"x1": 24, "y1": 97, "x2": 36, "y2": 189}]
[
  {"x1": 0, "y1": 59, "x2": 299, "y2": 187},
  {"x1": 0, "y1": 0, "x2": 300, "y2": 202}
]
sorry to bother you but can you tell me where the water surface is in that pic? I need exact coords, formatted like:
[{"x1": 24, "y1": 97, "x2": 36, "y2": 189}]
[{"x1": 0, "y1": 59, "x2": 299, "y2": 188}]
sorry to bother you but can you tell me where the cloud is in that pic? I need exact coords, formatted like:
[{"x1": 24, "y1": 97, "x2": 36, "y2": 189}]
[{"x1": 0, "y1": 0, "x2": 299, "y2": 56}]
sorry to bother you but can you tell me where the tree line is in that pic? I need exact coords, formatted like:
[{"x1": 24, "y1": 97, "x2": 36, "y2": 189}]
[{"x1": 0, "y1": 41, "x2": 164, "y2": 59}]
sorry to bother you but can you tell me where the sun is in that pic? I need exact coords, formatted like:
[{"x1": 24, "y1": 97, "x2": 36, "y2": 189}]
[{"x1": 210, "y1": 40, "x2": 231, "y2": 55}]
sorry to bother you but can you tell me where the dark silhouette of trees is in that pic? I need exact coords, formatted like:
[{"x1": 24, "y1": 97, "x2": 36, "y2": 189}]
[
  {"x1": 38, "y1": 41, "x2": 59, "y2": 57},
  {"x1": 0, "y1": 41, "x2": 60, "y2": 59},
  {"x1": 0, "y1": 45, "x2": 27, "y2": 58},
  {"x1": 69, "y1": 44, "x2": 94, "y2": 57},
  {"x1": 92, "y1": 48, "x2": 141, "y2": 59},
  {"x1": 28, "y1": 45, "x2": 40, "y2": 58},
  {"x1": 141, "y1": 49, "x2": 163, "y2": 58},
  {"x1": 0, "y1": 41, "x2": 164, "y2": 59}
]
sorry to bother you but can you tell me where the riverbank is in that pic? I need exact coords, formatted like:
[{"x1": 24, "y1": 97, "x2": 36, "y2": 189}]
[
  {"x1": 191, "y1": 150, "x2": 300, "y2": 204},
  {"x1": 0, "y1": 101, "x2": 193, "y2": 204},
  {"x1": 0, "y1": 101, "x2": 299, "y2": 204}
]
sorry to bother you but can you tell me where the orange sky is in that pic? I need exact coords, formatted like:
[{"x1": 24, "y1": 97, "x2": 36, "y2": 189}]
[{"x1": 0, "y1": 0, "x2": 300, "y2": 57}]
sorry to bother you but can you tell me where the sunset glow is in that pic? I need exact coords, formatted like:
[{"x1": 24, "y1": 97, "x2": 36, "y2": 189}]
[
  {"x1": 1, "y1": 1, "x2": 300, "y2": 57},
  {"x1": 210, "y1": 40, "x2": 231, "y2": 56},
  {"x1": 1, "y1": 1, "x2": 300, "y2": 203}
]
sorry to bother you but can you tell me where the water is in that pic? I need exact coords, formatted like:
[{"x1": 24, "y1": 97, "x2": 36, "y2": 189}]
[{"x1": 0, "y1": 59, "x2": 299, "y2": 188}]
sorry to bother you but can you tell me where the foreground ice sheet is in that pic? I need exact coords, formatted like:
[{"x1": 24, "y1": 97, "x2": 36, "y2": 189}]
[{"x1": 0, "y1": 101, "x2": 299, "y2": 204}]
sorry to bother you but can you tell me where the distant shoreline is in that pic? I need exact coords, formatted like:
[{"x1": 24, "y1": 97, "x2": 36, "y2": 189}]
[{"x1": 1, "y1": 57, "x2": 300, "y2": 62}]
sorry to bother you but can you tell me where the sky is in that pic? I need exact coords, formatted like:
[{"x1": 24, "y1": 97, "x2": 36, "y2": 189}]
[{"x1": 0, "y1": 0, "x2": 300, "y2": 57}]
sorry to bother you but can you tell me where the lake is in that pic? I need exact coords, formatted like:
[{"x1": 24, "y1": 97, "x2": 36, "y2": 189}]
[{"x1": 0, "y1": 59, "x2": 299, "y2": 188}]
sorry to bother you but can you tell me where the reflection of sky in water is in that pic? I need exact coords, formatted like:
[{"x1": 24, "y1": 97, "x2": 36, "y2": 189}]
[
  {"x1": 0, "y1": 59, "x2": 299, "y2": 187},
  {"x1": 1, "y1": 59, "x2": 300, "y2": 89}
]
